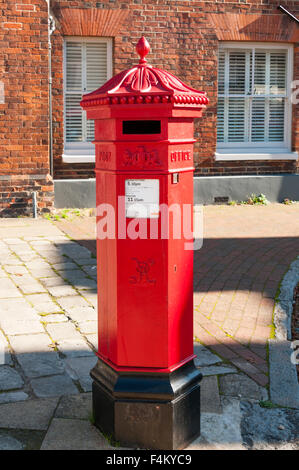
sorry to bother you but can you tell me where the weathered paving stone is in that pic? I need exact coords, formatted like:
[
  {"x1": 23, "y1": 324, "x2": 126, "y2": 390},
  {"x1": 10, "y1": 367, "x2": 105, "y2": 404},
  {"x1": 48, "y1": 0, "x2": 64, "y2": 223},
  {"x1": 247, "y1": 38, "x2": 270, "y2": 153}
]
[
  {"x1": 85, "y1": 334, "x2": 98, "y2": 350},
  {"x1": 81, "y1": 265, "x2": 97, "y2": 276},
  {"x1": 57, "y1": 339, "x2": 94, "y2": 358},
  {"x1": 0, "y1": 397, "x2": 59, "y2": 430},
  {"x1": 41, "y1": 314, "x2": 68, "y2": 323},
  {"x1": 15, "y1": 352, "x2": 65, "y2": 379},
  {"x1": 1, "y1": 255, "x2": 23, "y2": 266},
  {"x1": 52, "y1": 262, "x2": 78, "y2": 271},
  {"x1": 77, "y1": 258, "x2": 97, "y2": 266},
  {"x1": 0, "y1": 433, "x2": 24, "y2": 450},
  {"x1": 57, "y1": 295, "x2": 91, "y2": 310},
  {"x1": 241, "y1": 401, "x2": 299, "y2": 450},
  {"x1": 0, "y1": 268, "x2": 8, "y2": 278},
  {"x1": 0, "y1": 320, "x2": 45, "y2": 335},
  {"x1": 30, "y1": 374, "x2": 79, "y2": 398},
  {"x1": 0, "y1": 279, "x2": 22, "y2": 298},
  {"x1": 65, "y1": 356, "x2": 97, "y2": 392},
  {"x1": 18, "y1": 254, "x2": 40, "y2": 262},
  {"x1": 24, "y1": 260, "x2": 51, "y2": 270},
  {"x1": 57, "y1": 269, "x2": 84, "y2": 281},
  {"x1": 219, "y1": 373, "x2": 266, "y2": 400},
  {"x1": 200, "y1": 365, "x2": 237, "y2": 376},
  {"x1": 26, "y1": 293, "x2": 53, "y2": 305},
  {"x1": 40, "y1": 277, "x2": 66, "y2": 288},
  {"x1": 8, "y1": 333, "x2": 54, "y2": 354},
  {"x1": 47, "y1": 285, "x2": 78, "y2": 297},
  {"x1": 77, "y1": 279, "x2": 97, "y2": 291},
  {"x1": 19, "y1": 283, "x2": 47, "y2": 295},
  {"x1": 201, "y1": 376, "x2": 222, "y2": 414},
  {"x1": 188, "y1": 397, "x2": 245, "y2": 451},
  {"x1": 66, "y1": 306, "x2": 96, "y2": 322},
  {"x1": 41, "y1": 418, "x2": 111, "y2": 450},
  {"x1": 83, "y1": 293, "x2": 97, "y2": 308},
  {"x1": 0, "y1": 391, "x2": 28, "y2": 404},
  {"x1": 10, "y1": 273, "x2": 40, "y2": 287},
  {"x1": 46, "y1": 322, "x2": 81, "y2": 341},
  {"x1": 5, "y1": 266, "x2": 29, "y2": 275},
  {"x1": 34, "y1": 302, "x2": 62, "y2": 314},
  {"x1": 55, "y1": 393, "x2": 92, "y2": 419},
  {"x1": 30, "y1": 240, "x2": 52, "y2": 247},
  {"x1": 77, "y1": 321, "x2": 97, "y2": 334},
  {"x1": 0, "y1": 302, "x2": 39, "y2": 322},
  {"x1": 3, "y1": 238, "x2": 26, "y2": 245},
  {"x1": 0, "y1": 330, "x2": 12, "y2": 365},
  {"x1": 0, "y1": 366, "x2": 24, "y2": 391},
  {"x1": 30, "y1": 268, "x2": 57, "y2": 278},
  {"x1": 269, "y1": 339, "x2": 299, "y2": 409},
  {"x1": 62, "y1": 246, "x2": 92, "y2": 260},
  {"x1": 194, "y1": 342, "x2": 223, "y2": 367}
]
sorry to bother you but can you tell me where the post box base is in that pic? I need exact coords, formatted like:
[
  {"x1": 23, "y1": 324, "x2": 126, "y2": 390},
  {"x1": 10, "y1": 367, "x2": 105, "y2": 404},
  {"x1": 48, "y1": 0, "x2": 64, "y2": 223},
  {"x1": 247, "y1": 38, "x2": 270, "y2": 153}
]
[{"x1": 90, "y1": 358, "x2": 202, "y2": 450}]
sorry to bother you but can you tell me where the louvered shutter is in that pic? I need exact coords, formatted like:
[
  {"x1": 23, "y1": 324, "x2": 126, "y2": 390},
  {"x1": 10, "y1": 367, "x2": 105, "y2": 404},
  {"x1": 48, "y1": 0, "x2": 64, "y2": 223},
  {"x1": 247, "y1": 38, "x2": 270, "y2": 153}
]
[
  {"x1": 217, "y1": 51, "x2": 225, "y2": 143},
  {"x1": 65, "y1": 42, "x2": 83, "y2": 143},
  {"x1": 86, "y1": 42, "x2": 108, "y2": 142},
  {"x1": 217, "y1": 46, "x2": 288, "y2": 147},
  {"x1": 65, "y1": 40, "x2": 110, "y2": 146}
]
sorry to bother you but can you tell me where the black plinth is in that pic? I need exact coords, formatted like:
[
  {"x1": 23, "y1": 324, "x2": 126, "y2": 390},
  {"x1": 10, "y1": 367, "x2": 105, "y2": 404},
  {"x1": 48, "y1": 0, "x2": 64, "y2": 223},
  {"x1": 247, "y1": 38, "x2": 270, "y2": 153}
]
[{"x1": 90, "y1": 358, "x2": 202, "y2": 450}]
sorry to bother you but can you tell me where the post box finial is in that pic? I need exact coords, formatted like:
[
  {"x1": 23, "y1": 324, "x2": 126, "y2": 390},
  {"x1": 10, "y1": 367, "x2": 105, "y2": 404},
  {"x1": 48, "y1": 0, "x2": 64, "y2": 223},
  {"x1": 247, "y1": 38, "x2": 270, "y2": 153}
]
[{"x1": 136, "y1": 36, "x2": 150, "y2": 64}]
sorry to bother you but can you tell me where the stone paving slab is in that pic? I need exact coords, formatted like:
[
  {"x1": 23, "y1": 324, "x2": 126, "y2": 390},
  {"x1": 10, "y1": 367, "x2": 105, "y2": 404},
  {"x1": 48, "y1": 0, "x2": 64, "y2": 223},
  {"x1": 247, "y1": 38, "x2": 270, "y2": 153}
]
[
  {"x1": 188, "y1": 397, "x2": 245, "y2": 450},
  {"x1": 8, "y1": 333, "x2": 56, "y2": 354},
  {"x1": 0, "y1": 391, "x2": 28, "y2": 405},
  {"x1": 0, "y1": 320, "x2": 45, "y2": 336},
  {"x1": 201, "y1": 376, "x2": 222, "y2": 414},
  {"x1": 65, "y1": 356, "x2": 97, "y2": 392},
  {"x1": 40, "y1": 418, "x2": 112, "y2": 450},
  {"x1": 241, "y1": 401, "x2": 299, "y2": 450},
  {"x1": 200, "y1": 364, "x2": 238, "y2": 376},
  {"x1": 193, "y1": 342, "x2": 222, "y2": 367},
  {"x1": 0, "y1": 366, "x2": 24, "y2": 391},
  {"x1": 46, "y1": 322, "x2": 81, "y2": 341},
  {"x1": 0, "y1": 330, "x2": 12, "y2": 365},
  {"x1": 269, "y1": 340, "x2": 299, "y2": 409},
  {"x1": 77, "y1": 321, "x2": 97, "y2": 334},
  {"x1": 14, "y1": 352, "x2": 65, "y2": 379},
  {"x1": 0, "y1": 397, "x2": 59, "y2": 430},
  {"x1": 0, "y1": 220, "x2": 63, "y2": 239},
  {"x1": 30, "y1": 374, "x2": 79, "y2": 398},
  {"x1": 41, "y1": 314, "x2": 68, "y2": 323},
  {"x1": 0, "y1": 433, "x2": 24, "y2": 450},
  {"x1": 54, "y1": 393, "x2": 92, "y2": 420},
  {"x1": 219, "y1": 373, "x2": 267, "y2": 401},
  {"x1": 57, "y1": 338, "x2": 95, "y2": 358}
]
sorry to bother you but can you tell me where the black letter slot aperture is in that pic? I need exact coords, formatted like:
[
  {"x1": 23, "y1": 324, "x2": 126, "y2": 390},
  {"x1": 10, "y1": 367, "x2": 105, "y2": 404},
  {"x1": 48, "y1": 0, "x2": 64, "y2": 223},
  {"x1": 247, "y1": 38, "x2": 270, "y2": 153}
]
[{"x1": 122, "y1": 120, "x2": 161, "y2": 135}]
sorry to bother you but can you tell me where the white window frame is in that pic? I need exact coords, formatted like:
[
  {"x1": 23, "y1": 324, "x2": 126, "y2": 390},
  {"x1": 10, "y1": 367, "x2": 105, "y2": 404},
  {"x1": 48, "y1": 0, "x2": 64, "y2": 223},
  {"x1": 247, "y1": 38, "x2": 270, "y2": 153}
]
[
  {"x1": 215, "y1": 42, "x2": 297, "y2": 161},
  {"x1": 62, "y1": 37, "x2": 113, "y2": 164}
]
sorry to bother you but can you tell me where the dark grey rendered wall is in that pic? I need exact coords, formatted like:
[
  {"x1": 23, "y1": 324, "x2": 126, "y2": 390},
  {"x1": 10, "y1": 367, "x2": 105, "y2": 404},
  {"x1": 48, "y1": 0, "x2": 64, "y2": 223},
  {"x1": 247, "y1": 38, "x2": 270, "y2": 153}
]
[{"x1": 54, "y1": 175, "x2": 299, "y2": 208}]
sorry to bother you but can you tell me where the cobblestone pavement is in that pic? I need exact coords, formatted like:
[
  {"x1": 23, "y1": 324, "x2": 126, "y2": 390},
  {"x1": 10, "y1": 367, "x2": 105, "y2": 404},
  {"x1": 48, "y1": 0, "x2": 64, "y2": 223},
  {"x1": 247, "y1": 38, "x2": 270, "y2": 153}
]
[{"x1": 0, "y1": 206, "x2": 298, "y2": 450}]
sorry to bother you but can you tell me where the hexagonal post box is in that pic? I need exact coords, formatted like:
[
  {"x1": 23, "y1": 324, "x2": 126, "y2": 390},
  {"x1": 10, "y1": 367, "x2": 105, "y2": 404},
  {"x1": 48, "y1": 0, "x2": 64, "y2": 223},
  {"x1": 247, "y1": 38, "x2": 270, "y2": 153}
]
[{"x1": 81, "y1": 37, "x2": 209, "y2": 450}]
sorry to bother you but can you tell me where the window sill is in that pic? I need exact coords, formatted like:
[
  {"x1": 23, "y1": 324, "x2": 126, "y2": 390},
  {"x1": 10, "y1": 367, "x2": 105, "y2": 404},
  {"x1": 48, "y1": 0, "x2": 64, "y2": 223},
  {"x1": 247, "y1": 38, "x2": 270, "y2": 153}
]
[
  {"x1": 62, "y1": 154, "x2": 95, "y2": 164},
  {"x1": 215, "y1": 150, "x2": 298, "y2": 161}
]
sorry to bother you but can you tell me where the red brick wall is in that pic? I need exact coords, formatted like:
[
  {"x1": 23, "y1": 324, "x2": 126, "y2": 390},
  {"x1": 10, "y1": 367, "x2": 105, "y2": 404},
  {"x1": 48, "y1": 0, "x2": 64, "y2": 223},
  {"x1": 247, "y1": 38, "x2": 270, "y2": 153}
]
[
  {"x1": 51, "y1": 0, "x2": 299, "y2": 179},
  {"x1": 1, "y1": 1, "x2": 298, "y2": 216},
  {"x1": 0, "y1": 0, "x2": 54, "y2": 216}
]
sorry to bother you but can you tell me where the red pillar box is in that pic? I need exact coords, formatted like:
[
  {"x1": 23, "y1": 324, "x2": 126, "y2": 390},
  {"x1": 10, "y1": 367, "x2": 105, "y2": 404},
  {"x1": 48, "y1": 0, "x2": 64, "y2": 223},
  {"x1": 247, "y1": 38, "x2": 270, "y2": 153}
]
[{"x1": 81, "y1": 37, "x2": 209, "y2": 450}]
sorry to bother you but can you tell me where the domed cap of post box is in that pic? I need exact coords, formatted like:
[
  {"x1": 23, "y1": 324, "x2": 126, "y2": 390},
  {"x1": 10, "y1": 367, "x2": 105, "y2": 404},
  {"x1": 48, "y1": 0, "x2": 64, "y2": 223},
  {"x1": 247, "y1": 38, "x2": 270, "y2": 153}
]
[{"x1": 81, "y1": 37, "x2": 209, "y2": 109}]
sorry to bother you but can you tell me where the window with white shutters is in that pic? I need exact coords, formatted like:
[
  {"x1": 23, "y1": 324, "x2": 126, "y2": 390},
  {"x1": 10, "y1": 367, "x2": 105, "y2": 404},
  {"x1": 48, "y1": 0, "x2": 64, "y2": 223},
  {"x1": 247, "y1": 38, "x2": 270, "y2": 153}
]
[
  {"x1": 63, "y1": 38, "x2": 112, "y2": 162},
  {"x1": 216, "y1": 43, "x2": 294, "y2": 160}
]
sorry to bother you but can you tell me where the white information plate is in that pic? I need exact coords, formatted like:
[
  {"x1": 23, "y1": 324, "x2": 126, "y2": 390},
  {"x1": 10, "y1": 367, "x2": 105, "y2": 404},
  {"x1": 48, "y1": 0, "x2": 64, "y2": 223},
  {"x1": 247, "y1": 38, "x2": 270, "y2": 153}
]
[{"x1": 125, "y1": 179, "x2": 160, "y2": 219}]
